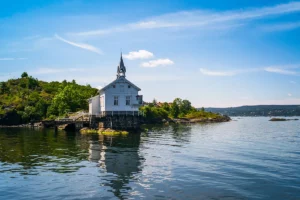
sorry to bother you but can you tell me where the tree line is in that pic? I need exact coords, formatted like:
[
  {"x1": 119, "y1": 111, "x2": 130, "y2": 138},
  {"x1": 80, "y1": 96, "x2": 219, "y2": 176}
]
[
  {"x1": 0, "y1": 72, "x2": 97, "y2": 125},
  {"x1": 139, "y1": 98, "x2": 220, "y2": 121}
]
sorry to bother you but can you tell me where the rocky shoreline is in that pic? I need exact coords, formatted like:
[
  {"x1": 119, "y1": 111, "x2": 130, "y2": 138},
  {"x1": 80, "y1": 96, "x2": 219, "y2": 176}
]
[
  {"x1": 0, "y1": 115, "x2": 231, "y2": 129},
  {"x1": 145, "y1": 115, "x2": 231, "y2": 125},
  {"x1": 0, "y1": 122, "x2": 43, "y2": 128},
  {"x1": 170, "y1": 115, "x2": 231, "y2": 124}
]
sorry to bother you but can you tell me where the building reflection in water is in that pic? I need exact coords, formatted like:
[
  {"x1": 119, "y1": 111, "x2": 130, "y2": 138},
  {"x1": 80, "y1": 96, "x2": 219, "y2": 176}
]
[{"x1": 89, "y1": 133, "x2": 143, "y2": 199}]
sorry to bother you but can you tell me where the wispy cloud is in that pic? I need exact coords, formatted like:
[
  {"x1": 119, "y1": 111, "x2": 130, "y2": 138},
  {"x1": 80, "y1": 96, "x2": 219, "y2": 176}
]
[
  {"x1": 261, "y1": 21, "x2": 300, "y2": 32},
  {"x1": 55, "y1": 34, "x2": 103, "y2": 55},
  {"x1": 141, "y1": 58, "x2": 174, "y2": 68},
  {"x1": 123, "y1": 50, "x2": 154, "y2": 60},
  {"x1": 288, "y1": 93, "x2": 292, "y2": 97},
  {"x1": 290, "y1": 80, "x2": 297, "y2": 84},
  {"x1": 264, "y1": 67, "x2": 297, "y2": 75},
  {"x1": 0, "y1": 58, "x2": 28, "y2": 61},
  {"x1": 199, "y1": 68, "x2": 237, "y2": 76},
  {"x1": 131, "y1": 74, "x2": 184, "y2": 82},
  {"x1": 200, "y1": 65, "x2": 299, "y2": 76},
  {"x1": 72, "y1": 1, "x2": 300, "y2": 36},
  {"x1": 31, "y1": 67, "x2": 85, "y2": 75},
  {"x1": 23, "y1": 35, "x2": 41, "y2": 40}
]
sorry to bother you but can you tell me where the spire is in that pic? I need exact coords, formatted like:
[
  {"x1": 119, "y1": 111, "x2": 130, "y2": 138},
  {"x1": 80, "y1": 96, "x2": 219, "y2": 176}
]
[
  {"x1": 120, "y1": 52, "x2": 125, "y2": 69},
  {"x1": 117, "y1": 52, "x2": 126, "y2": 78}
]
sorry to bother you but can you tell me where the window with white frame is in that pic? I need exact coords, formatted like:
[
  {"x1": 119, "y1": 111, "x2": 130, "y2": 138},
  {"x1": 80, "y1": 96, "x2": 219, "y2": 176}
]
[
  {"x1": 126, "y1": 96, "x2": 131, "y2": 105},
  {"x1": 114, "y1": 96, "x2": 118, "y2": 106}
]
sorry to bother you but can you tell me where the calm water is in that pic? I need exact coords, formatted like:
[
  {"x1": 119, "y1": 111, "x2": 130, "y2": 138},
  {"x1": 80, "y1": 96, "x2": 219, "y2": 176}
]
[{"x1": 0, "y1": 117, "x2": 300, "y2": 200}]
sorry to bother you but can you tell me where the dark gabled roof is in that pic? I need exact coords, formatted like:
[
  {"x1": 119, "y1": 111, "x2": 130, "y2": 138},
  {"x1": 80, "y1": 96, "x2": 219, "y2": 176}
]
[{"x1": 99, "y1": 77, "x2": 141, "y2": 92}]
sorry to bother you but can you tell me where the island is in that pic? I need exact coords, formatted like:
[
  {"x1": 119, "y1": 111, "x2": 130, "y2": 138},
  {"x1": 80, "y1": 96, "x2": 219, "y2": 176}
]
[
  {"x1": 269, "y1": 118, "x2": 299, "y2": 121},
  {"x1": 0, "y1": 72, "x2": 230, "y2": 129}
]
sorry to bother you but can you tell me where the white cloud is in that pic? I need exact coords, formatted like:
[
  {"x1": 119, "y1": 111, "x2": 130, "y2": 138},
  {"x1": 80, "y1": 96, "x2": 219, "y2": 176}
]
[
  {"x1": 123, "y1": 50, "x2": 154, "y2": 60},
  {"x1": 261, "y1": 21, "x2": 300, "y2": 32},
  {"x1": 290, "y1": 81, "x2": 296, "y2": 84},
  {"x1": 72, "y1": 2, "x2": 300, "y2": 36},
  {"x1": 199, "y1": 68, "x2": 236, "y2": 76},
  {"x1": 55, "y1": 34, "x2": 103, "y2": 55},
  {"x1": 0, "y1": 58, "x2": 28, "y2": 61},
  {"x1": 0, "y1": 58, "x2": 14, "y2": 61},
  {"x1": 141, "y1": 59, "x2": 174, "y2": 68},
  {"x1": 264, "y1": 67, "x2": 297, "y2": 75},
  {"x1": 288, "y1": 93, "x2": 292, "y2": 97},
  {"x1": 199, "y1": 66, "x2": 298, "y2": 77}
]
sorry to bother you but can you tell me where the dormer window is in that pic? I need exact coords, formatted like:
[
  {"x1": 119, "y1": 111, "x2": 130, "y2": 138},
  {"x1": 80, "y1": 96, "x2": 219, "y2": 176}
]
[
  {"x1": 128, "y1": 85, "x2": 131, "y2": 88},
  {"x1": 113, "y1": 85, "x2": 116, "y2": 88}
]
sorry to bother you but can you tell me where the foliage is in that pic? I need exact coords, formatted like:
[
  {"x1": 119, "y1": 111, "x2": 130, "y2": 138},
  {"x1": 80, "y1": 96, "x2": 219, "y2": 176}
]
[
  {"x1": 185, "y1": 110, "x2": 220, "y2": 119},
  {"x1": 140, "y1": 98, "x2": 222, "y2": 121},
  {"x1": 0, "y1": 73, "x2": 98, "y2": 125},
  {"x1": 21, "y1": 72, "x2": 28, "y2": 78},
  {"x1": 140, "y1": 105, "x2": 169, "y2": 121},
  {"x1": 170, "y1": 98, "x2": 195, "y2": 118},
  {"x1": 47, "y1": 84, "x2": 96, "y2": 116}
]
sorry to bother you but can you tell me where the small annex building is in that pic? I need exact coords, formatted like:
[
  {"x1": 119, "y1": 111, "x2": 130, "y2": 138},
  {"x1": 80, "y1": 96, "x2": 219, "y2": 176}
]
[{"x1": 88, "y1": 54, "x2": 143, "y2": 116}]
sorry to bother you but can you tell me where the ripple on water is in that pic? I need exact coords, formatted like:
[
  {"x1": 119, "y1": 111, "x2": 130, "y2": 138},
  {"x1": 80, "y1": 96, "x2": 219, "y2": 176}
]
[{"x1": 0, "y1": 118, "x2": 300, "y2": 199}]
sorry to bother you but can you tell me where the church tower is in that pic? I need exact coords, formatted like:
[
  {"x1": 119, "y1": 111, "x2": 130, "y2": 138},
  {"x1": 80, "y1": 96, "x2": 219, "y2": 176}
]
[
  {"x1": 89, "y1": 53, "x2": 142, "y2": 117},
  {"x1": 117, "y1": 53, "x2": 126, "y2": 78}
]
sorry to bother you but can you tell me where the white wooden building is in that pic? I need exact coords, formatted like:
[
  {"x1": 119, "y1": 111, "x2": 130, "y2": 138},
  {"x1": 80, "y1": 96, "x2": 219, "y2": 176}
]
[{"x1": 88, "y1": 54, "x2": 143, "y2": 116}]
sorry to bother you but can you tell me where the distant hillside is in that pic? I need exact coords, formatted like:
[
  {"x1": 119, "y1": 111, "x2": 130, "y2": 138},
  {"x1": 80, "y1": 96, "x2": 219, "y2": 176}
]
[
  {"x1": 205, "y1": 105, "x2": 300, "y2": 116},
  {"x1": 0, "y1": 72, "x2": 98, "y2": 125}
]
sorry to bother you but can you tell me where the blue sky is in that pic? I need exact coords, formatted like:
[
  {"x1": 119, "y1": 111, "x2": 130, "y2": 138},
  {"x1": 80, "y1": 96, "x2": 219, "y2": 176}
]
[{"x1": 0, "y1": 0, "x2": 300, "y2": 107}]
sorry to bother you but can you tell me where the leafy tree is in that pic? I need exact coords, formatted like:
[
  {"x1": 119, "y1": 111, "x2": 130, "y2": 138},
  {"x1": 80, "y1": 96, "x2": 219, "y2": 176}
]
[
  {"x1": 140, "y1": 98, "x2": 222, "y2": 121},
  {"x1": 47, "y1": 83, "x2": 97, "y2": 116},
  {"x1": 0, "y1": 82, "x2": 8, "y2": 94},
  {"x1": 162, "y1": 102, "x2": 170, "y2": 111},
  {"x1": 27, "y1": 76, "x2": 39, "y2": 89},
  {"x1": 21, "y1": 72, "x2": 28, "y2": 78},
  {"x1": 181, "y1": 100, "x2": 192, "y2": 115},
  {"x1": 170, "y1": 98, "x2": 181, "y2": 118},
  {"x1": 0, "y1": 75, "x2": 97, "y2": 125}
]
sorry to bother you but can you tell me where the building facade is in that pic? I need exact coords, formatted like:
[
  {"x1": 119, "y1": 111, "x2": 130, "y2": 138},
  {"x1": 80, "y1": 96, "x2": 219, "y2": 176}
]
[{"x1": 89, "y1": 54, "x2": 143, "y2": 116}]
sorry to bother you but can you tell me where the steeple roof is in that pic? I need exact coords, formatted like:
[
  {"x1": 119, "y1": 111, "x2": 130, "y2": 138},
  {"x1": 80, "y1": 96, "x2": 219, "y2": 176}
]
[
  {"x1": 117, "y1": 53, "x2": 126, "y2": 78},
  {"x1": 119, "y1": 53, "x2": 125, "y2": 69}
]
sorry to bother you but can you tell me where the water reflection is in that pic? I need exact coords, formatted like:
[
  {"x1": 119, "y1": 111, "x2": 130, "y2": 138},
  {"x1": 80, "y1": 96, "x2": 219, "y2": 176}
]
[
  {"x1": 88, "y1": 134, "x2": 143, "y2": 199},
  {"x1": 170, "y1": 124, "x2": 192, "y2": 143},
  {"x1": 0, "y1": 129, "x2": 87, "y2": 174}
]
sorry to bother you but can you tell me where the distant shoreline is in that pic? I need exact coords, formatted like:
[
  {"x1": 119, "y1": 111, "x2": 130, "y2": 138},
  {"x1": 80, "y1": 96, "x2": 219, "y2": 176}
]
[{"x1": 205, "y1": 105, "x2": 300, "y2": 117}]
